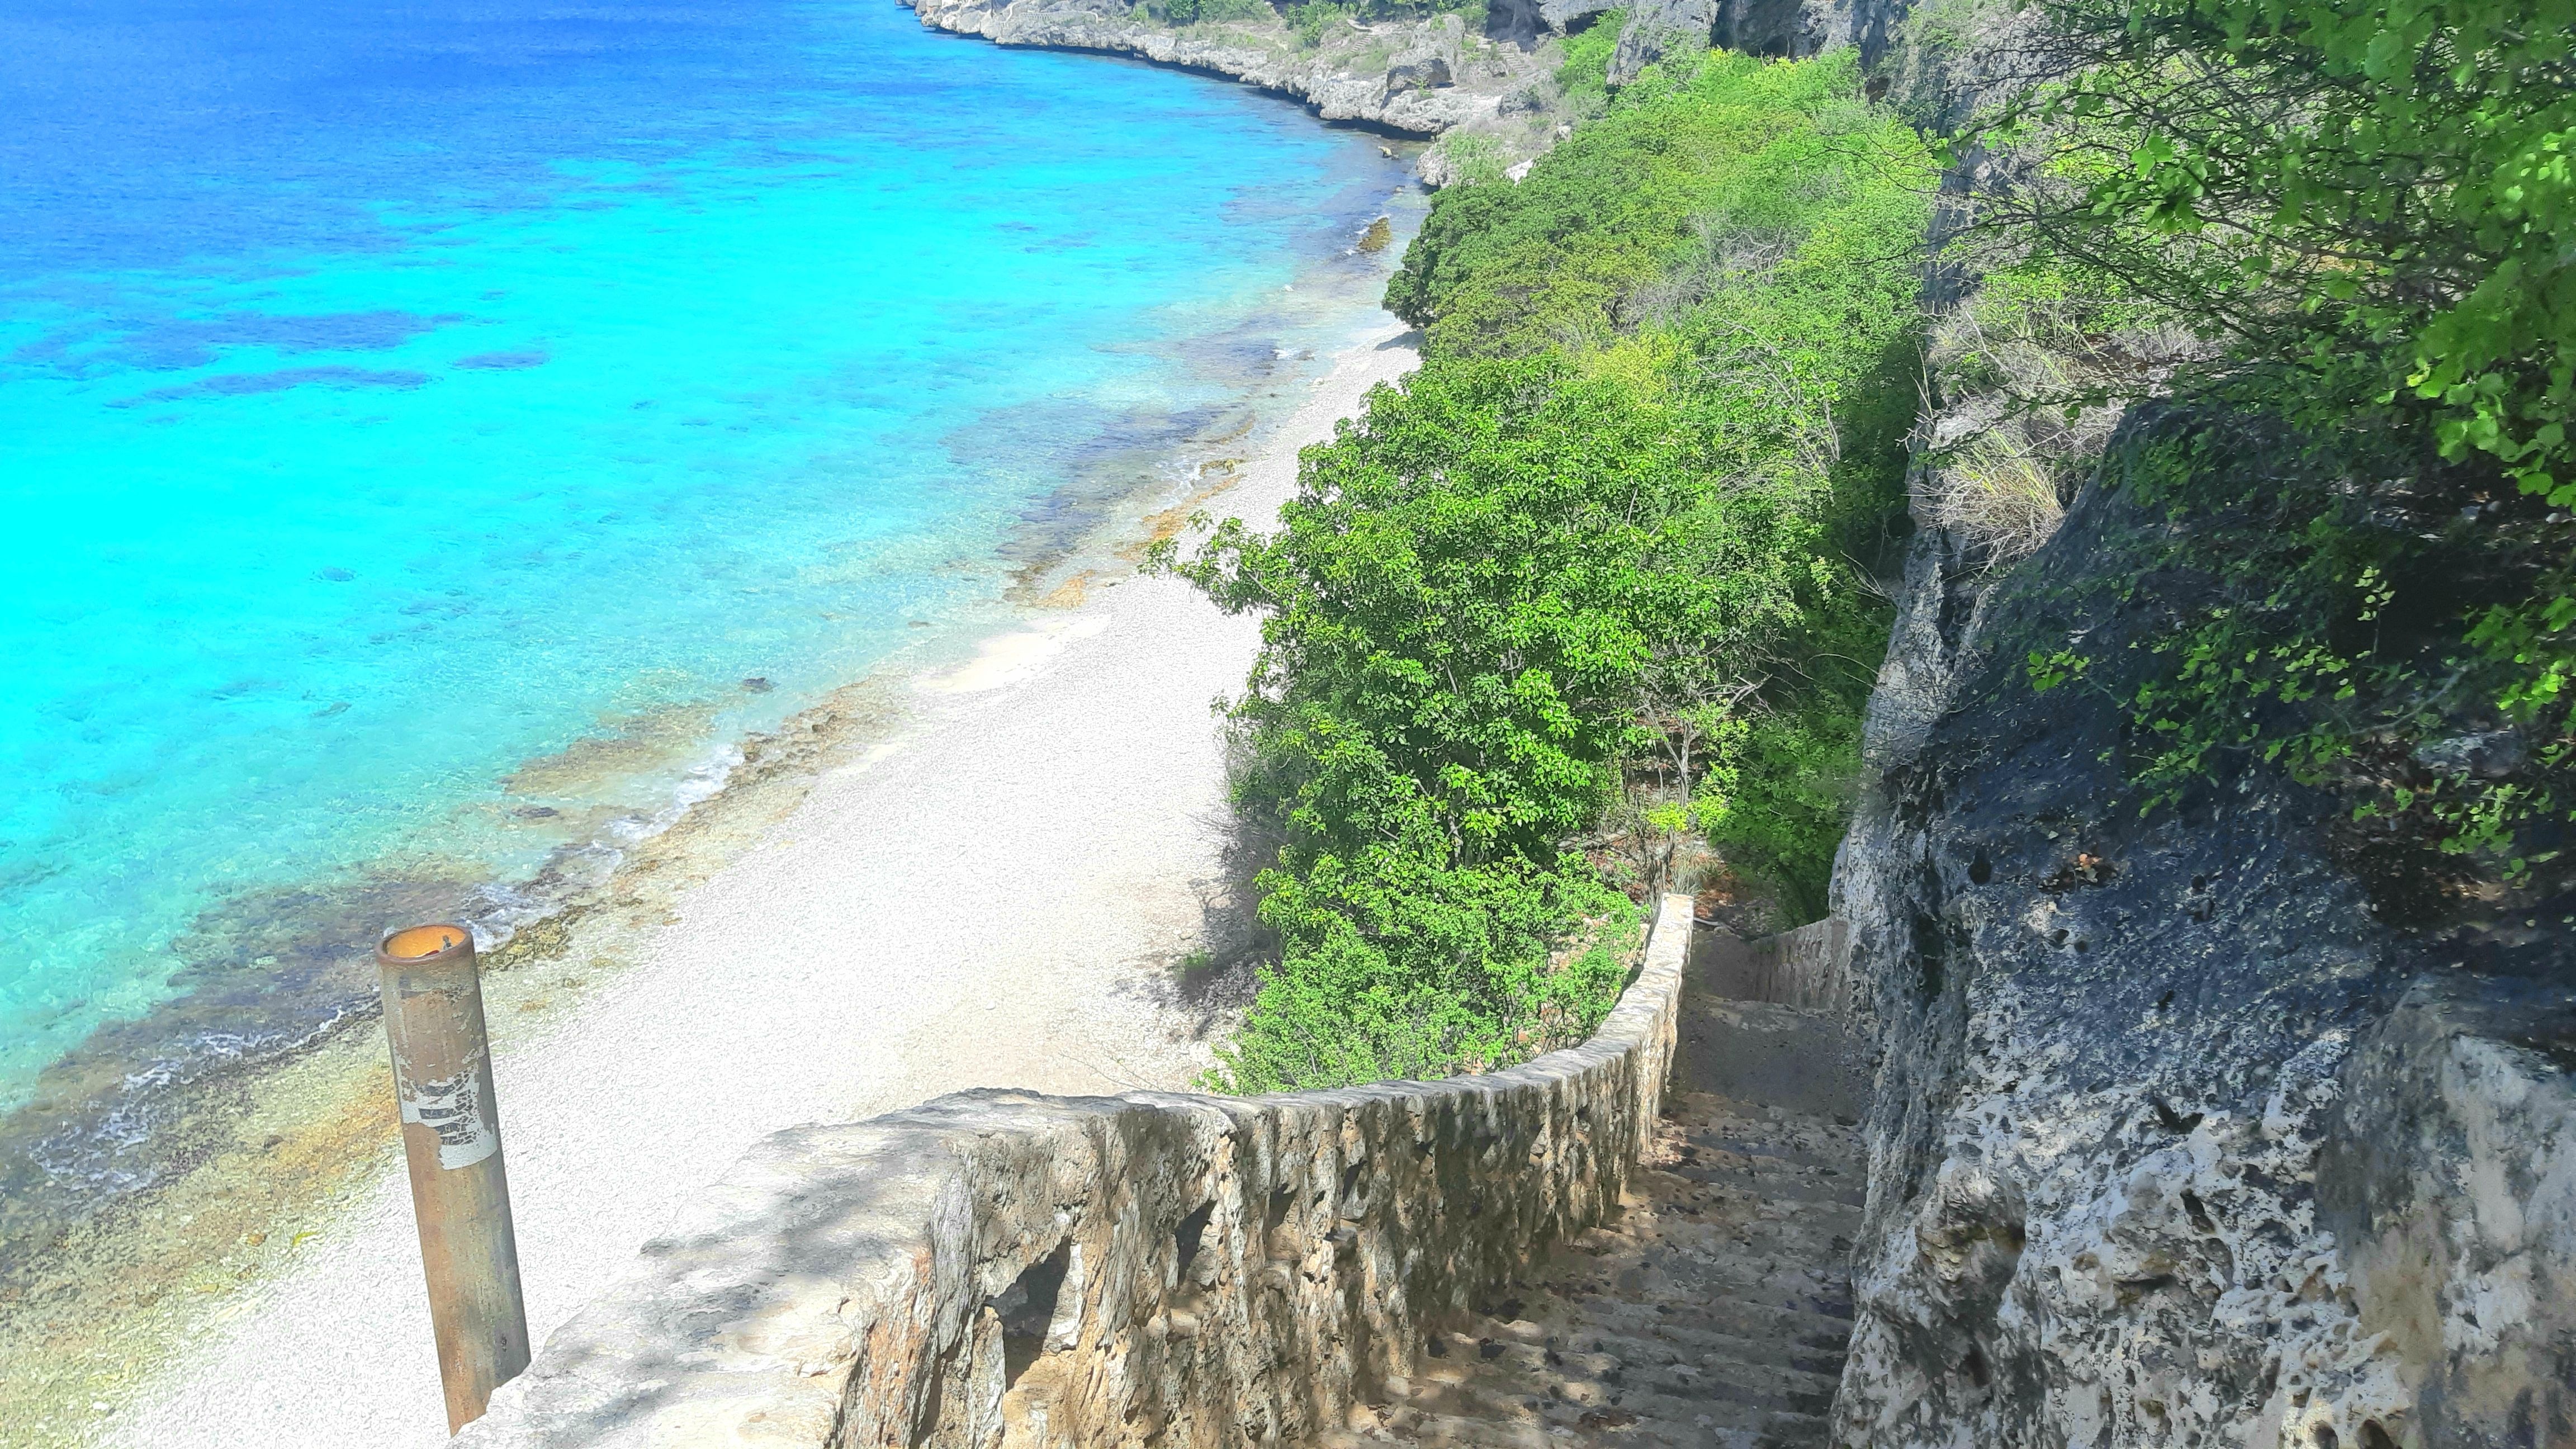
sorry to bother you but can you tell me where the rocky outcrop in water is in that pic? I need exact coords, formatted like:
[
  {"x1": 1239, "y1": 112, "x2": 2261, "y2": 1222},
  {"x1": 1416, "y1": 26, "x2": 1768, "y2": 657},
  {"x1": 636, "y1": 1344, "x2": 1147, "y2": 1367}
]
[{"x1": 899, "y1": 0, "x2": 1566, "y2": 172}]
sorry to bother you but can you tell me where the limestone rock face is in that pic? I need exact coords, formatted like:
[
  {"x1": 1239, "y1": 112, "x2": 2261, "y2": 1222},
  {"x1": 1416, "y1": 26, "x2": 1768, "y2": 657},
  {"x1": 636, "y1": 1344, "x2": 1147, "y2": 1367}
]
[
  {"x1": 1607, "y1": 0, "x2": 1721, "y2": 83},
  {"x1": 1605, "y1": 0, "x2": 1837, "y2": 83},
  {"x1": 1382, "y1": 16, "x2": 1463, "y2": 101},
  {"x1": 900, "y1": 0, "x2": 1547, "y2": 144},
  {"x1": 2323, "y1": 983, "x2": 2576, "y2": 1446},
  {"x1": 1827, "y1": 408, "x2": 2576, "y2": 1449},
  {"x1": 1537, "y1": 0, "x2": 1619, "y2": 34}
]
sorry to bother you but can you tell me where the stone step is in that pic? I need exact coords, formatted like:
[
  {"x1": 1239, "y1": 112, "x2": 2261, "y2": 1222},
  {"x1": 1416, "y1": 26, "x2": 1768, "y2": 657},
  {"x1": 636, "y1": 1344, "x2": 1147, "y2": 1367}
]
[
  {"x1": 1396, "y1": 1378, "x2": 1767, "y2": 1442},
  {"x1": 1543, "y1": 1279, "x2": 1856, "y2": 1334},
  {"x1": 1296, "y1": 983, "x2": 1867, "y2": 1449},
  {"x1": 1534, "y1": 1330, "x2": 1848, "y2": 1389}
]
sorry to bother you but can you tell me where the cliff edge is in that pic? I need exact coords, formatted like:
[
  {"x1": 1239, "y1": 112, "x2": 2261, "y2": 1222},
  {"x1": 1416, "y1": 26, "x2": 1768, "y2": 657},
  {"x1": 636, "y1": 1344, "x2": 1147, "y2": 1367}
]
[
  {"x1": 1830, "y1": 396, "x2": 2576, "y2": 1449},
  {"x1": 896, "y1": 0, "x2": 1886, "y2": 180},
  {"x1": 898, "y1": 0, "x2": 1565, "y2": 177}
]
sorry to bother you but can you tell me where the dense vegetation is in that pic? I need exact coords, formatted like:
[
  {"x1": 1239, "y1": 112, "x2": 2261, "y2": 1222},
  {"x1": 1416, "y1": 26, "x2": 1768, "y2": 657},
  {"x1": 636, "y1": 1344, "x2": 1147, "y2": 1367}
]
[
  {"x1": 1161, "y1": 50, "x2": 1931, "y2": 1090},
  {"x1": 1963, "y1": 0, "x2": 2576, "y2": 894}
]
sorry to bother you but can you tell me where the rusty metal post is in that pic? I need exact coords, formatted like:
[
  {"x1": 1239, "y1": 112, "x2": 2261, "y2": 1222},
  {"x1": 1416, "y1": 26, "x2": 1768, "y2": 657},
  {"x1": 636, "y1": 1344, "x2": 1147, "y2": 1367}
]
[{"x1": 377, "y1": 924, "x2": 531, "y2": 1432}]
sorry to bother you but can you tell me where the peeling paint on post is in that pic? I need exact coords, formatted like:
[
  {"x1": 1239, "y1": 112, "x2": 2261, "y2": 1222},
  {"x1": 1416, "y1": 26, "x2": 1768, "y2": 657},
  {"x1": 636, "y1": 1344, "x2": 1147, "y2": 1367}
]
[{"x1": 378, "y1": 924, "x2": 531, "y2": 1433}]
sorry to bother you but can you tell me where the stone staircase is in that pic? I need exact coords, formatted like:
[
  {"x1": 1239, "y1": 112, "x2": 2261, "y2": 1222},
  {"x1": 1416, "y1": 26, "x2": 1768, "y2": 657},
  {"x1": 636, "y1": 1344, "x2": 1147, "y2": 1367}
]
[
  {"x1": 1317, "y1": 932, "x2": 1870, "y2": 1449},
  {"x1": 462, "y1": 900, "x2": 1873, "y2": 1449}
]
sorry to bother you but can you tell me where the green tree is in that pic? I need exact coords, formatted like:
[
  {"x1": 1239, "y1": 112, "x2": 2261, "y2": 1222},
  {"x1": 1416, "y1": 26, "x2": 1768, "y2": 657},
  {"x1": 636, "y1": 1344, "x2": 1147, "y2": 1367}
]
[{"x1": 1167, "y1": 49, "x2": 1932, "y2": 1090}]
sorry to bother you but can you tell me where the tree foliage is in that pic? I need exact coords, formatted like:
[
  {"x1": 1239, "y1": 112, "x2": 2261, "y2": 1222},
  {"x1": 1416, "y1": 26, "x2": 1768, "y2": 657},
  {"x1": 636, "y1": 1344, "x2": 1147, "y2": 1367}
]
[
  {"x1": 1164, "y1": 50, "x2": 1931, "y2": 1090},
  {"x1": 1181, "y1": 359, "x2": 1825, "y2": 866},
  {"x1": 1389, "y1": 51, "x2": 1911, "y2": 357},
  {"x1": 1993, "y1": 0, "x2": 2573, "y2": 490},
  {"x1": 1973, "y1": 0, "x2": 2576, "y2": 883}
]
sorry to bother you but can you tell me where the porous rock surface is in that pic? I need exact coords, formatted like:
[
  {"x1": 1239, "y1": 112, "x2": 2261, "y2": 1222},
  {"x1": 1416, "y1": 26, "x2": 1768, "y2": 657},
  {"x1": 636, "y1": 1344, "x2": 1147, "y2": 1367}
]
[
  {"x1": 1603, "y1": 0, "x2": 1860, "y2": 83},
  {"x1": 457, "y1": 896, "x2": 1691, "y2": 1448},
  {"x1": 899, "y1": 0, "x2": 1549, "y2": 142},
  {"x1": 1827, "y1": 410, "x2": 2576, "y2": 1448}
]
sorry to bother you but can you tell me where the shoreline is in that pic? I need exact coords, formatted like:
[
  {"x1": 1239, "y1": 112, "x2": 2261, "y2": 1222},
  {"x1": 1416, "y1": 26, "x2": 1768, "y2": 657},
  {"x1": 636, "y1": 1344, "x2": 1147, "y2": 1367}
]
[
  {"x1": 0, "y1": 192, "x2": 1425, "y2": 1439},
  {"x1": 0, "y1": 234, "x2": 1408, "y2": 1258},
  {"x1": 35, "y1": 316, "x2": 1420, "y2": 1449},
  {"x1": 897, "y1": 0, "x2": 1578, "y2": 182}
]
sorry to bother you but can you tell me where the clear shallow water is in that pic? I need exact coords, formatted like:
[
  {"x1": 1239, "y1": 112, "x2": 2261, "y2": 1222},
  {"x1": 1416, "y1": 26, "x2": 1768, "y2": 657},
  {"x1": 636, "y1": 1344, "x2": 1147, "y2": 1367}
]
[{"x1": 0, "y1": 0, "x2": 1403, "y2": 1142}]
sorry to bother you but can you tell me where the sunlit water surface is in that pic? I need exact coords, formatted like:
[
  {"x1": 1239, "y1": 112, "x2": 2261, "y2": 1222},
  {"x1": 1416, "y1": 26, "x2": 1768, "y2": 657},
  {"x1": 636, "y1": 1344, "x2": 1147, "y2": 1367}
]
[{"x1": 0, "y1": 0, "x2": 1405, "y2": 1197}]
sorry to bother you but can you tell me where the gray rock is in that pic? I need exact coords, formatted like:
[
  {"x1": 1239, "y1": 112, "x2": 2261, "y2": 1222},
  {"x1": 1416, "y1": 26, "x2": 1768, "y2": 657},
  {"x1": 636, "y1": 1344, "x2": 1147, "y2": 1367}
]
[
  {"x1": 1384, "y1": 16, "x2": 1462, "y2": 99},
  {"x1": 1384, "y1": 51, "x2": 1453, "y2": 91},
  {"x1": 1538, "y1": 0, "x2": 1619, "y2": 32},
  {"x1": 2412, "y1": 728, "x2": 2527, "y2": 779},
  {"x1": 1607, "y1": 0, "x2": 1721, "y2": 84},
  {"x1": 1484, "y1": 0, "x2": 1554, "y2": 44},
  {"x1": 2324, "y1": 981, "x2": 2576, "y2": 1447},
  {"x1": 900, "y1": 0, "x2": 1533, "y2": 145},
  {"x1": 1829, "y1": 402, "x2": 2576, "y2": 1448},
  {"x1": 1604, "y1": 0, "x2": 1834, "y2": 84}
]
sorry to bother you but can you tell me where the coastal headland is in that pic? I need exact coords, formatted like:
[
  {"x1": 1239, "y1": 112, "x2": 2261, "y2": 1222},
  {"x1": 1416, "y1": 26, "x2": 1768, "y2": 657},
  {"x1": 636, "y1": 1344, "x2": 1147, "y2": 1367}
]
[{"x1": 900, "y1": 0, "x2": 1570, "y2": 182}]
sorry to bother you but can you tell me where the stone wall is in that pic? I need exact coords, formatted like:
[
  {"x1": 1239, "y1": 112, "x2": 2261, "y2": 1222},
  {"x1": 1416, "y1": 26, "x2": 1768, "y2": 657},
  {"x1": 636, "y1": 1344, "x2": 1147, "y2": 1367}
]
[
  {"x1": 1751, "y1": 916, "x2": 1854, "y2": 1013},
  {"x1": 457, "y1": 894, "x2": 1692, "y2": 1448},
  {"x1": 1705, "y1": 916, "x2": 1854, "y2": 1013}
]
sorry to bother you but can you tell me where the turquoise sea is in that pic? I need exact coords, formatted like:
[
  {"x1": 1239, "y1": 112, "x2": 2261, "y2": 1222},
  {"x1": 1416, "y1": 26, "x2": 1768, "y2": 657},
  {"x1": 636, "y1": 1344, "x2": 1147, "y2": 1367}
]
[{"x1": 0, "y1": 0, "x2": 1407, "y2": 1222}]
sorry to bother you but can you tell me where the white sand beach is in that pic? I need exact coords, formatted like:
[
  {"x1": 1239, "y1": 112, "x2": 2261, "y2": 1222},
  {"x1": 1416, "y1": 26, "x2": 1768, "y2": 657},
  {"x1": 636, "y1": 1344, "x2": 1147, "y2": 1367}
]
[{"x1": 105, "y1": 321, "x2": 1420, "y2": 1449}]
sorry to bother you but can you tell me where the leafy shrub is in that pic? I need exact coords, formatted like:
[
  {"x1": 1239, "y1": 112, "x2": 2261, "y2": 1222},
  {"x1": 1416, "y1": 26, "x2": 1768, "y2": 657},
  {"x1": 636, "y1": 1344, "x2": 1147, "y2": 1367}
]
[
  {"x1": 1154, "y1": 0, "x2": 1273, "y2": 22},
  {"x1": 1972, "y1": 0, "x2": 2576, "y2": 883},
  {"x1": 1698, "y1": 708, "x2": 1860, "y2": 924},
  {"x1": 1554, "y1": 10, "x2": 1625, "y2": 108},
  {"x1": 1168, "y1": 50, "x2": 1931, "y2": 1089},
  {"x1": 1388, "y1": 51, "x2": 1923, "y2": 357},
  {"x1": 1178, "y1": 358, "x2": 1835, "y2": 867},
  {"x1": 1223, "y1": 854, "x2": 1636, "y2": 1092},
  {"x1": 1277, "y1": 0, "x2": 1483, "y2": 44},
  {"x1": 1428, "y1": 131, "x2": 1509, "y2": 187},
  {"x1": 1911, "y1": 261, "x2": 2171, "y2": 561},
  {"x1": 1286, "y1": 1, "x2": 1343, "y2": 45}
]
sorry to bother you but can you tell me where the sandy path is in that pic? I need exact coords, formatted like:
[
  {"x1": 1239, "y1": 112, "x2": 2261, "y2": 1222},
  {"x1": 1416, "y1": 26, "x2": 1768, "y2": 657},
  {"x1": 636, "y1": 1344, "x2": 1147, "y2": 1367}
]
[{"x1": 107, "y1": 321, "x2": 1418, "y2": 1449}]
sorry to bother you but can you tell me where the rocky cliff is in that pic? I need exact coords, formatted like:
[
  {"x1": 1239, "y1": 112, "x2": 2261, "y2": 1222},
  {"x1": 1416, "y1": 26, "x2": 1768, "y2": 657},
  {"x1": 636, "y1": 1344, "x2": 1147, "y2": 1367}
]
[
  {"x1": 1600, "y1": 0, "x2": 1855, "y2": 82},
  {"x1": 1813, "y1": 0, "x2": 2575, "y2": 1441},
  {"x1": 897, "y1": 0, "x2": 1890, "y2": 180},
  {"x1": 898, "y1": 0, "x2": 1569, "y2": 177},
  {"x1": 1827, "y1": 391, "x2": 2576, "y2": 1449}
]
